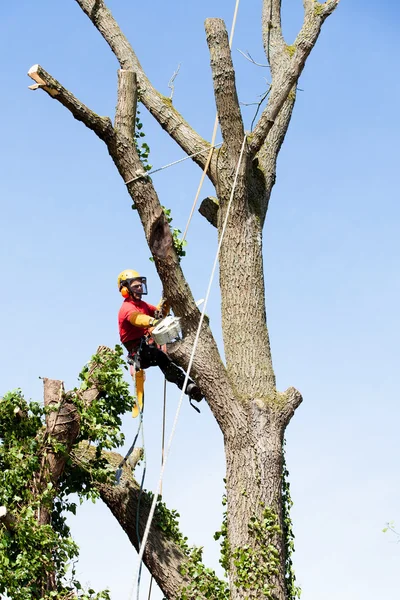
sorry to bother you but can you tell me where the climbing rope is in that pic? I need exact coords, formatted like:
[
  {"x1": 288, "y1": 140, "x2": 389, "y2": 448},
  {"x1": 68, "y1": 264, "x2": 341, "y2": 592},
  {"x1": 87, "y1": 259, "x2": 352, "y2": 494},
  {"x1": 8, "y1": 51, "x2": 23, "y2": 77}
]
[
  {"x1": 145, "y1": 377, "x2": 167, "y2": 600},
  {"x1": 129, "y1": 133, "x2": 247, "y2": 600},
  {"x1": 135, "y1": 411, "x2": 147, "y2": 600},
  {"x1": 182, "y1": 0, "x2": 241, "y2": 242}
]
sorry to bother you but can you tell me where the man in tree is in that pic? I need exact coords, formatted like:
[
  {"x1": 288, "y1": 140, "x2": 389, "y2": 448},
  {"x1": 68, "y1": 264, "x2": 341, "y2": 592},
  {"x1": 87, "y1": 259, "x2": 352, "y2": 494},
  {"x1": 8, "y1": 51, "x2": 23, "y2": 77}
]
[{"x1": 117, "y1": 268, "x2": 203, "y2": 403}]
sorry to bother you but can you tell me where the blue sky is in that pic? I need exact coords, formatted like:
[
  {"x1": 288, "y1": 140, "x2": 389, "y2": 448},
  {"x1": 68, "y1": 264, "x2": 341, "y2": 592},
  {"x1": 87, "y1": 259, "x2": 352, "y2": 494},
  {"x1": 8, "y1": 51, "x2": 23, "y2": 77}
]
[{"x1": 1, "y1": 1, "x2": 400, "y2": 598}]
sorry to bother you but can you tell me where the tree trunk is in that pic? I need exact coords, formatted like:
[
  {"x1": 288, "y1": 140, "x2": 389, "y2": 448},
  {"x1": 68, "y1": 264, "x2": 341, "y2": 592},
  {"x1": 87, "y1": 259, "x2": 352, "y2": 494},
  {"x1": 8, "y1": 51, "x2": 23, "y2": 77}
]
[{"x1": 226, "y1": 403, "x2": 286, "y2": 599}]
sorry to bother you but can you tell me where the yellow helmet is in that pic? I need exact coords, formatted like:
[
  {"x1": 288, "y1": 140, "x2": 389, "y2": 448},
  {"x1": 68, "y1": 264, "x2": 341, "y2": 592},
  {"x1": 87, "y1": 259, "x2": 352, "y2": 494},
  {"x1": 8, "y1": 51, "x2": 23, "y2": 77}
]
[
  {"x1": 117, "y1": 269, "x2": 140, "y2": 290},
  {"x1": 117, "y1": 269, "x2": 148, "y2": 297}
]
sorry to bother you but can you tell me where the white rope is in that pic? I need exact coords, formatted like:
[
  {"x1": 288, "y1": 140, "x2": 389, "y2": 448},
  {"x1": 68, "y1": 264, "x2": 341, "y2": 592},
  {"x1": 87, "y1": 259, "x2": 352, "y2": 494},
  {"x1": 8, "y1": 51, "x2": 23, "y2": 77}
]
[
  {"x1": 124, "y1": 143, "x2": 223, "y2": 186},
  {"x1": 129, "y1": 133, "x2": 247, "y2": 600}
]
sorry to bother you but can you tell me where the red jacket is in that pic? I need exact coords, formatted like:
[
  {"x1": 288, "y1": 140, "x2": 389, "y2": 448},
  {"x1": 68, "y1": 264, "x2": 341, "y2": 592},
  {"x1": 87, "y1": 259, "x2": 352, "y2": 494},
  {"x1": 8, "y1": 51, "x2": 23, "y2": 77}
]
[{"x1": 118, "y1": 298, "x2": 157, "y2": 347}]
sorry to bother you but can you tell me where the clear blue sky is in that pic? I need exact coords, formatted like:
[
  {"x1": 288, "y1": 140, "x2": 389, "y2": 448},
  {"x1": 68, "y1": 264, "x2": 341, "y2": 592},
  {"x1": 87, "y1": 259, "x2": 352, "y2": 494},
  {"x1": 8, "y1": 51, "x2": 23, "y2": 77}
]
[{"x1": 1, "y1": 1, "x2": 399, "y2": 598}]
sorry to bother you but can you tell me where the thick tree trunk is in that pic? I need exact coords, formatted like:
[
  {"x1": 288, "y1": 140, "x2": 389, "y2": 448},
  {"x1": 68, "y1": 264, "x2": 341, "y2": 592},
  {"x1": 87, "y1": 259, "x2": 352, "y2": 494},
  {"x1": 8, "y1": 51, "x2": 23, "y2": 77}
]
[{"x1": 226, "y1": 404, "x2": 286, "y2": 599}]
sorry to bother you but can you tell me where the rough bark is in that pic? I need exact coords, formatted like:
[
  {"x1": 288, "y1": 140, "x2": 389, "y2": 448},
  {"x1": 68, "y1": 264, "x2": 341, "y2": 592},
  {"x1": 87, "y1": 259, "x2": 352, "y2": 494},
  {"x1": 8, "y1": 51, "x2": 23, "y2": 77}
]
[
  {"x1": 74, "y1": 445, "x2": 204, "y2": 600},
  {"x1": 27, "y1": 1, "x2": 340, "y2": 598}
]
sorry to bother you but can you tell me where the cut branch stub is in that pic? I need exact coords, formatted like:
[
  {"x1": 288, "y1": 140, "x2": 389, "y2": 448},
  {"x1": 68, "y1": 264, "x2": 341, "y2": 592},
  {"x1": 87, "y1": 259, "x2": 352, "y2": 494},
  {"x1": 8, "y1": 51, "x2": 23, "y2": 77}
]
[
  {"x1": 115, "y1": 69, "x2": 137, "y2": 142},
  {"x1": 199, "y1": 196, "x2": 219, "y2": 228}
]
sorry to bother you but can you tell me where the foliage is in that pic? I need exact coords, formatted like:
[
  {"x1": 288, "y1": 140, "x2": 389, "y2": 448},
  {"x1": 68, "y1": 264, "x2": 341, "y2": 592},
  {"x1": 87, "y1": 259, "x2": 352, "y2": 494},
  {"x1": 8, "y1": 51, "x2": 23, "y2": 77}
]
[
  {"x1": 135, "y1": 103, "x2": 152, "y2": 173},
  {"x1": 153, "y1": 495, "x2": 230, "y2": 599},
  {"x1": 282, "y1": 440, "x2": 302, "y2": 600},
  {"x1": 0, "y1": 346, "x2": 134, "y2": 599},
  {"x1": 383, "y1": 521, "x2": 400, "y2": 540},
  {"x1": 214, "y1": 493, "x2": 230, "y2": 573},
  {"x1": 162, "y1": 206, "x2": 187, "y2": 260},
  {"x1": 231, "y1": 504, "x2": 281, "y2": 599},
  {"x1": 213, "y1": 450, "x2": 301, "y2": 600},
  {"x1": 130, "y1": 103, "x2": 187, "y2": 262}
]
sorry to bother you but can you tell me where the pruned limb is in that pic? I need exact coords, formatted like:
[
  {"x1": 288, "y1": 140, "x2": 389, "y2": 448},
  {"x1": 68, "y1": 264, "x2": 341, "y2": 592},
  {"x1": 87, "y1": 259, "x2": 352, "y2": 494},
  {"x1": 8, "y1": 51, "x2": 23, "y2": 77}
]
[
  {"x1": 115, "y1": 69, "x2": 137, "y2": 142},
  {"x1": 74, "y1": 0, "x2": 211, "y2": 171},
  {"x1": 281, "y1": 387, "x2": 303, "y2": 426},
  {"x1": 262, "y1": 0, "x2": 285, "y2": 65},
  {"x1": 28, "y1": 64, "x2": 114, "y2": 142},
  {"x1": 0, "y1": 506, "x2": 15, "y2": 531},
  {"x1": 199, "y1": 196, "x2": 219, "y2": 228},
  {"x1": 205, "y1": 18, "x2": 244, "y2": 151},
  {"x1": 73, "y1": 445, "x2": 210, "y2": 600},
  {"x1": 252, "y1": 0, "x2": 339, "y2": 155}
]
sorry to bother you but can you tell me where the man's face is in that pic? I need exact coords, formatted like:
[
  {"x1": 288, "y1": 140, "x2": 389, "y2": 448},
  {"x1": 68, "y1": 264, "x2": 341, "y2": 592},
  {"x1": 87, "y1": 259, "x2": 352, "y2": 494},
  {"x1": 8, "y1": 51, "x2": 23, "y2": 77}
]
[{"x1": 129, "y1": 279, "x2": 143, "y2": 298}]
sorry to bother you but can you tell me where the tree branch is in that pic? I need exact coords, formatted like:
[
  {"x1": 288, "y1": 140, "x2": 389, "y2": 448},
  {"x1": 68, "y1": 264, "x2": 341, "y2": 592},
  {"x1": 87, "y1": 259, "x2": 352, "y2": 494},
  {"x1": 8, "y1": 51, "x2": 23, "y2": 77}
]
[
  {"x1": 27, "y1": 64, "x2": 114, "y2": 142},
  {"x1": 205, "y1": 18, "x2": 244, "y2": 150},
  {"x1": 73, "y1": 445, "x2": 209, "y2": 600},
  {"x1": 251, "y1": 0, "x2": 339, "y2": 155},
  {"x1": 256, "y1": 91, "x2": 296, "y2": 221},
  {"x1": 73, "y1": 0, "x2": 211, "y2": 170},
  {"x1": 199, "y1": 196, "x2": 219, "y2": 228},
  {"x1": 115, "y1": 69, "x2": 137, "y2": 141},
  {"x1": 262, "y1": 0, "x2": 285, "y2": 65},
  {"x1": 281, "y1": 387, "x2": 303, "y2": 426}
]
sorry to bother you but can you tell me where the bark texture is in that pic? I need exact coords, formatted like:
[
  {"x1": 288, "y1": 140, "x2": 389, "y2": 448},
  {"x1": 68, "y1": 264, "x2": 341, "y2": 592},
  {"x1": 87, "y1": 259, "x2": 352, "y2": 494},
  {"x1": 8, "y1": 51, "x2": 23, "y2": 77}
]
[{"x1": 28, "y1": 0, "x2": 340, "y2": 597}]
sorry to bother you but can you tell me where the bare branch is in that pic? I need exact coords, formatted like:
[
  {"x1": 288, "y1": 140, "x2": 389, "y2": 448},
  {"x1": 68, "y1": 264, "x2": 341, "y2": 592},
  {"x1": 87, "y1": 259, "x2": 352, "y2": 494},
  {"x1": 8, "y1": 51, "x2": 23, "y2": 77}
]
[
  {"x1": 205, "y1": 18, "x2": 244, "y2": 150},
  {"x1": 251, "y1": 0, "x2": 339, "y2": 155},
  {"x1": 262, "y1": 0, "x2": 285, "y2": 65},
  {"x1": 256, "y1": 90, "x2": 296, "y2": 220},
  {"x1": 28, "y1": 64, "x2": 114, "y2": 142},
  {"x1": 115, "y1": 69, "x2": 137, "y2": 142},
  {"x1": 237, "y1": 48, "x2": 269, "y2": 68},
  {"x1": 74, "y1": 0, "x2": 211, "y2": 169}
]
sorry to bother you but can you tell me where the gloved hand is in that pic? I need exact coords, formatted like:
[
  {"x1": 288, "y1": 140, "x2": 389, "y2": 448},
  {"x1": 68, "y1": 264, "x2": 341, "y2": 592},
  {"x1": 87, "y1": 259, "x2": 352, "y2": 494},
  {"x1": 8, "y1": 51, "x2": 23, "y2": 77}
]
[
  {"x1": 148, "y1": 317, "x2": 162, "y2": 333},
  {"x1": 155, "y1": 297, "x2": 170, "y2": 319}
]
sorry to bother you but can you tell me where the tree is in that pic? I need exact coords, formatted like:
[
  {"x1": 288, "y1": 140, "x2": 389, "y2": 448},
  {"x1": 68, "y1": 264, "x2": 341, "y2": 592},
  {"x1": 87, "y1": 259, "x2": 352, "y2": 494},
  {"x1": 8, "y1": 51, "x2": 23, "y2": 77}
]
[{"x1": 0, "y1": 1, "x2": 340, "y2": 599}]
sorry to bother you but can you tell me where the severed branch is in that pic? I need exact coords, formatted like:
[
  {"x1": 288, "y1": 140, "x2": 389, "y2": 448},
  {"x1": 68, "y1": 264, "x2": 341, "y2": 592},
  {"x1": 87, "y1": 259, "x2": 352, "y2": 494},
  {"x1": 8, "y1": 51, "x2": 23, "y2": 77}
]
[
  {"x1": 115, "y1": 69, "x2": 137, "y2": 141},
  {"x1": 28, "y1": 64, "x2": 114, "y2": 142},
  {"x1": 73, "y1": 0, "x2": 211, "y2": 171},
  {"x1": 205, "y1": 18, "x2": 244, "y2": 151},
  {"x1": 281, "y1": 387, "x2": 303, "y2": 426},
  {"x1": 199, "y1": 196, "x2": 219, "y2": 228}
]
